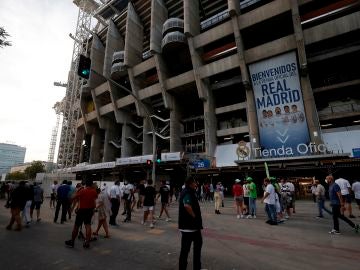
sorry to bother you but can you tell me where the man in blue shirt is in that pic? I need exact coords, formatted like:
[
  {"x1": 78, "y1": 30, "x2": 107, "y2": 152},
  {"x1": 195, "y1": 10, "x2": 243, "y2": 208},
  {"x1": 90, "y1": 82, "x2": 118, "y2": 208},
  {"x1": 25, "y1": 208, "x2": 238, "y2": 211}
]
[
  {"x1": 54, "y1": 180, "x2": 71, "y2": 224},
  {"x1": 326, "y1": 175, "x2": 359, "y2": 234}
]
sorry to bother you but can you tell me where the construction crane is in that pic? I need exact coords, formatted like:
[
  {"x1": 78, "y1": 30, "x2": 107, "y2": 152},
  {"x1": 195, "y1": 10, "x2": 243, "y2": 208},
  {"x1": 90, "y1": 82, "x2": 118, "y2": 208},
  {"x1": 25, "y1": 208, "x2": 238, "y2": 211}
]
[
  {"x1": 46, "y1": 100, "x2": 64, "y2": 172},
  {"x1": 56, "y1": 0, "x2": 102, "y2": 169}
]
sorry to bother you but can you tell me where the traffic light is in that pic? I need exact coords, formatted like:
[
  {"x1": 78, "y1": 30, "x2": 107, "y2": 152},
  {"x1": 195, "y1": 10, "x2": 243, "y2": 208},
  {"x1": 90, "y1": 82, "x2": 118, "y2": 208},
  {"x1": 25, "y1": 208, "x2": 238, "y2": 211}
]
[
  {"x1": 77, "y1": 54, "x2": 91, "y2": 79},
  {"x1": 146, "y1": 159, "x2": 152, "y2": 166},
  {"x1": 156, "y1": 148, "x2": 161, "y2": 163}
]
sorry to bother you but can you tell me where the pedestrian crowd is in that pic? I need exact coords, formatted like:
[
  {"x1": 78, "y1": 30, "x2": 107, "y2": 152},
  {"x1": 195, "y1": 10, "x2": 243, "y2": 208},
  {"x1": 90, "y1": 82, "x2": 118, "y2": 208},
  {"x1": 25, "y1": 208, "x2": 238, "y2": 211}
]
[{"x1": 3, "y1": 174, "x2": 360, "y2": 270}]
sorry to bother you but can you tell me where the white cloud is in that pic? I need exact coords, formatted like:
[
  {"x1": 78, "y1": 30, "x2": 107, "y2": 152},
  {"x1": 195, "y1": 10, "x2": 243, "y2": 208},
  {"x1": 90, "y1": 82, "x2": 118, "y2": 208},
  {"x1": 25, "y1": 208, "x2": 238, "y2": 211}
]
[{"x1": 0, "y1": 0, "x2": 79, "y2": 162}]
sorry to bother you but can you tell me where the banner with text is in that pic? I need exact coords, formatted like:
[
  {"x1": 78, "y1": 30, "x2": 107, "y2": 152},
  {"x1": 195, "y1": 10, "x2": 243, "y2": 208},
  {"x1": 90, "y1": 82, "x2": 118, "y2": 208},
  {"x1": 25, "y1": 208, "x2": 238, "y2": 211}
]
[{"x1": 249, "y1": 51, "x2": 310, "y2": 157}]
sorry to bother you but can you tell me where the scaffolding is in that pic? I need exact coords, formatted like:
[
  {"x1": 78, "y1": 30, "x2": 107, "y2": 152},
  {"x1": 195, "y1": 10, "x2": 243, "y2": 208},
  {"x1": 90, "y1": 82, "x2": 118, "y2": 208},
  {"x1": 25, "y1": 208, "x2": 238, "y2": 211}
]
[
  {"x1": 46, "y1": 100, "x2": 63, "y2": 171},
  {"x1": 56, "y1": 0, "x2": 100, "y2": 168}
]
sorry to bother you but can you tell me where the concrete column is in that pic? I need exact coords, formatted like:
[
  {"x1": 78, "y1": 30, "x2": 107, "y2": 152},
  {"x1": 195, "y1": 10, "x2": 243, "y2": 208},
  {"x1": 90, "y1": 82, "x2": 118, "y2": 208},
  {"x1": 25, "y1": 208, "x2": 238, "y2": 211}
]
[
  {"x1": 124, "y1": 2, "x2": 143, "y2": 67},
  {"x1": 88, "y1": 35, "x2": 106, "y2": 89},
  {"x1": 108, "y1": 82, "x2": 132, "y2": 124},
  {"x1": 103, "y1": 128, "x2": 118, "y2": 162},
  {"x1": 121, "y1": 123, "x2": 137, "y2": 157},
  {"x1": 231, "y1": 15, "x2": 260, "y2": 149},
  {"x1": 79, "y1": 94, "x2": 90, "y2": 134},
  {"x1": 127, "y1": 68, "x2": 146, "y2": 117},
  {"x1": 187, "y1": 38, "x2": 207, "y2": 100},
  {"x1": 228, "y1": 0, "x2": 241, "y2": 16},
  {"x1": 170, "y1": 98, "x2": 183, "y2": 152},
  {"x1": 154, "y1": 54, "x2": 172, "y2": 109},
  {"x1": 142, "y1": 118, "x2": 153, "y2": 155},
  {"x1": 187, "y1": 35, "x2": 216, "y2": 156},
  {"x1": 90, "y1": 88, "x2": 105, "y2": 129},
  {"x1": 104, "y1": 20, "x2": 125, "y2": 78},
  {"x1": 290, "y1": 0, "x2": 322, "y2": 146},
  {"x1": 244, "y1": 84, "x2": 260, "y2": 151},
  {"x1": 150, "y1": 0, "x2": 168, "y2": 54},
  {"x1": 89, "y1": 128, "x2": 102, "y2": 163},
  {"x1": 204, "y1": 90, "x2": 217, "y2": 157},
  {"x1": 79, "y1": 143, "x2": 85, "y2": 163},
  {"x1": 184, "y1": 0, "x2": 200, "y2": 37}
]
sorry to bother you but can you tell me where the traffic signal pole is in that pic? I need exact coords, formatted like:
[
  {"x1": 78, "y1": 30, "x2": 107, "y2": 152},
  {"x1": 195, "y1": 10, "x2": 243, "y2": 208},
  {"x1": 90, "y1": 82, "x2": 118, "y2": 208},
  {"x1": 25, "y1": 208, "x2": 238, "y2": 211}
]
[{"x1": 86, "y1": 68, "x2": 157, "y2": 185}]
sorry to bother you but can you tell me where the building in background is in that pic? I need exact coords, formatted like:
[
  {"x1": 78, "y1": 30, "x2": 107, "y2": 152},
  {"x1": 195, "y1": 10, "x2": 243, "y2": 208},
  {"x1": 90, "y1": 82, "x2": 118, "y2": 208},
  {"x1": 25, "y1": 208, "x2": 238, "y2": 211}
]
[
  {"x1": 0, "y1": 143, "x2": 26, "y2": 175},
  {"x1": 55, "y1": 0, "x2": 360, "y2": 184}
]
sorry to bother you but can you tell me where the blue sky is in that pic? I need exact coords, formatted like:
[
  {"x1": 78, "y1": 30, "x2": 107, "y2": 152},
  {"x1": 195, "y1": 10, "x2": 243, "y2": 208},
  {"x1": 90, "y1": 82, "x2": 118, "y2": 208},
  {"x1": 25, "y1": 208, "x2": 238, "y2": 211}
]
[{"x1": 0, "y1": 0, "x2": 78, "y2": 162}]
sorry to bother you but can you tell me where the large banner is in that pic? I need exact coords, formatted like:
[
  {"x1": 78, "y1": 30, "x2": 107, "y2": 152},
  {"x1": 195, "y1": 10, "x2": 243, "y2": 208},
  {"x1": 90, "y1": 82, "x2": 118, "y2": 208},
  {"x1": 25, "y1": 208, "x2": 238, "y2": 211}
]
[{"x1": 249, "y1": 52, "x2": 310, "y2": 157}]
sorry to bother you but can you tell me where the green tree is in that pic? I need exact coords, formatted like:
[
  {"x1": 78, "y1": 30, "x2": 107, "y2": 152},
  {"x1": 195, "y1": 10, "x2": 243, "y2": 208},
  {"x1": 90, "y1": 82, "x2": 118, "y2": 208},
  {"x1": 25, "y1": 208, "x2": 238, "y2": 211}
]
[
  {"x1": 24, "y1": 161, "x2": 45, "y2": 180},
  {"x1": 6, "y1": 171, "x2": 26, "y2": 180},
  {"x1": 0, "y1": 27, "x2": 12, "y2": 48}
]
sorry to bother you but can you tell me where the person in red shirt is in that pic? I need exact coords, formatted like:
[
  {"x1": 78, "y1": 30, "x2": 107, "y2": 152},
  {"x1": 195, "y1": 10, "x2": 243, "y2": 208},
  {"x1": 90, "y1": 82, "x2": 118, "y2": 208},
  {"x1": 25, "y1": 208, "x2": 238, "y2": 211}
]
[
  {"x1": 232, "y1": 179, "x2": 244, "y2": 219},
  {"x1": 65, "y1": 179, "x2": 98, "y2": 248}
]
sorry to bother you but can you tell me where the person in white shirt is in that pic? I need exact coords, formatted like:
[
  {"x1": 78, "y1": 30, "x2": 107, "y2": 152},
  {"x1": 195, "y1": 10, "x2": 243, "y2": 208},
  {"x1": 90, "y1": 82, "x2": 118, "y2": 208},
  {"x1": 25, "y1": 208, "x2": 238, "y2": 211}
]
[
  {"x1": 261, "y1": 178, "x2": 277, "y2": 225},
  {"x1": 314, "y1": 179, "x2": 332, "y2": 218},
  {"x1": 109, "y1": 181, "x2": 121, "y2": 226},
  {"x1": 50, "y1": 181, "x2": 58, "y2": 208},
  {"x1": 335, "y1": 178, "x2": 355, "y2": 218},
  {"x1": 352, "y1": 180, "x2": 360, "y2": 215},
  {"x1": 122, "y1": 181, "x2": 134, "y2": 222}
]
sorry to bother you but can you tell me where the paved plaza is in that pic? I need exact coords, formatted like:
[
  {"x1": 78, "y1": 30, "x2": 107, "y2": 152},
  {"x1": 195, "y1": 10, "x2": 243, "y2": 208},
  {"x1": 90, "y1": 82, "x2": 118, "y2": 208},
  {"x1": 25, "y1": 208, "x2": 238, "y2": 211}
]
[{"x1": 0, "y1": 198, "x2": 359, "y2": 270}]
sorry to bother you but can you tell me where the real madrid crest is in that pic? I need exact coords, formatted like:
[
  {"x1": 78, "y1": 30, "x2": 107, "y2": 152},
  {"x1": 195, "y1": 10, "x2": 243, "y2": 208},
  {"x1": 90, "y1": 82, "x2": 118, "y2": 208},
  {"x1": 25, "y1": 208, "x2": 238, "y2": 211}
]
[{"x1": 236, "y1": 140, "x2": 250, "y2": 160}]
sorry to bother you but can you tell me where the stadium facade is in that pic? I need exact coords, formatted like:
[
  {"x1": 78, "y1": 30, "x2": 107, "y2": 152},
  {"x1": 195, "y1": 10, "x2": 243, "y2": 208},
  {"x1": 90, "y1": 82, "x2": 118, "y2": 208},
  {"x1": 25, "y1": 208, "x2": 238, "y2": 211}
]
[{"x1": 57, "y1": 0, "x2": 360, "y2": 184}]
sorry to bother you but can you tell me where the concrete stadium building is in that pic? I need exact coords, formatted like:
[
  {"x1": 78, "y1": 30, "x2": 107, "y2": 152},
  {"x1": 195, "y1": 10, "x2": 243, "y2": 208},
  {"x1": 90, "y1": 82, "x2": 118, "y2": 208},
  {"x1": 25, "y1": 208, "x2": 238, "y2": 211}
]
[{"x1": 59, "y1": 0, "x2": 360, "y2": 185}]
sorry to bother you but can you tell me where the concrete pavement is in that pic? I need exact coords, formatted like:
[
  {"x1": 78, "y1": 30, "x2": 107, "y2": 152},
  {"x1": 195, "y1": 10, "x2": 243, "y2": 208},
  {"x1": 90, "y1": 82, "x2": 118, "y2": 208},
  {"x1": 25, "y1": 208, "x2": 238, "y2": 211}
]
[{"x1": 0, "y1": 198, "x2": 359, "y2": 270}]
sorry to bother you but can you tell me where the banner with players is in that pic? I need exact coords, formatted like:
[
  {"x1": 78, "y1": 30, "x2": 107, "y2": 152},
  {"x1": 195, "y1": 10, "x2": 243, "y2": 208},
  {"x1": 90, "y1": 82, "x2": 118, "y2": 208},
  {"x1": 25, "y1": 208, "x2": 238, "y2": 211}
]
[{"x1": 249, "y1": 51, "x2": 310, "y2": 157}]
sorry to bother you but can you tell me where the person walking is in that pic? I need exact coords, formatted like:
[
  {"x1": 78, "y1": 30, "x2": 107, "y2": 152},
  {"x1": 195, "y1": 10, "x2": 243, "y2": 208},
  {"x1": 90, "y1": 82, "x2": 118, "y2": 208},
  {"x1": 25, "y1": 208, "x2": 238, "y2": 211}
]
[
  {"x1": 6, "y1": 181, "x2": 27, "y2": 231},
  {"x1": 261, "y1": 178, "x2": 277, "y2": 225},
  {"x1": 30, "y1": 182, "x2": 44, "y2": 222},
  {"x1": 335, "y1": 177, "x2": 355, "y2": 218},
  {"x1": 122, "y1": 180, "x2": 134, "y2": 222},
  {"x1": 232, "y1": 179, "x2": 244, "y2": 219},
  {"x1": 156, "y1": 180, "x2": 171, "y2": 221},
  {"x1": 214, "y1": 182, "x2": 223, "y2": 214},
  {"x1": 93, "y1": 187, "x2": 111, "y2": 238},
  {"x1": 65, "y1": 179, "x2": 98, "y2": 248},
  {"x1": 314, "y1": 179, "x2": 332, "y2": 218},
  {"x1": 50, "y1": 181, "x2": 58, "y2": 208},
  {"x1": 54, "y1": 180, "x2": 70, "y2": 224},
  {"x1": 137, "y1": 179, "x2": 146, "y2": 209},
  {"x1": 142, "y1": 179, "x2": 156, "y2": 228},
  {"x1": 22, "y1": 182, "x2": 33, "y2": 227},
  {"x1": 178, "y1": 176, "x2": 203, "y2": 270},
  {"x1": 247, "y1": 177, "x2": 257, "y2": 219},
  {"x1": 243, "y1": 180, "x2": 250, "y2": 215},
  {"x1": 109, "y1": 180, "x2": 121, "y2": 226},
  {"x1": 326, "y1": 175, "x2": 359, "y2": 234},
  {"x1": 352, "y1": 179, "x2": 360, "y2": 216}
]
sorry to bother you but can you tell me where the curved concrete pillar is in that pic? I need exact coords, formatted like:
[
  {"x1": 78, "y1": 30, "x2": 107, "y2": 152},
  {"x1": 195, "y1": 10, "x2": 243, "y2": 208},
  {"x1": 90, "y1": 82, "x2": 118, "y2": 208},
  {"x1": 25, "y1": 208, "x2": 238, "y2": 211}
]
[
  {"x1": 104, "y1": 20, "x2": 125, "y2": 78},
  {"x1": 150, "y1": 0, "x2": 168, "y2": 54},
  {"x1": 184, "y1": 0, "x2": 200, "y2": 37}
]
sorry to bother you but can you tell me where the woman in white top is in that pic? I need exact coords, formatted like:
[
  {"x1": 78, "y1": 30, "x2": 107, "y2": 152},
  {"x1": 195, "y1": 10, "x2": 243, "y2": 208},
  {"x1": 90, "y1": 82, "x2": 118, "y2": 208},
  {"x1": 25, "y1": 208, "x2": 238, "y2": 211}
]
[{"x1": 93, "y1": 188, "x2": 111, "y2": 238}]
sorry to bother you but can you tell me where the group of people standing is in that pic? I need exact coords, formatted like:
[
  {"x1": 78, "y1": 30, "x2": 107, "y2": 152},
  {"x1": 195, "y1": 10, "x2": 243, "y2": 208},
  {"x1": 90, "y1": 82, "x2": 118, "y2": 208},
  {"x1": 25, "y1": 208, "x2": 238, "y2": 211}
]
[
  {"x1": 261, "y1": 177, "x2": 295, "y2": 225},
  {"x1": 232, "y1": 177, "x2": 257, "y2": 219}
]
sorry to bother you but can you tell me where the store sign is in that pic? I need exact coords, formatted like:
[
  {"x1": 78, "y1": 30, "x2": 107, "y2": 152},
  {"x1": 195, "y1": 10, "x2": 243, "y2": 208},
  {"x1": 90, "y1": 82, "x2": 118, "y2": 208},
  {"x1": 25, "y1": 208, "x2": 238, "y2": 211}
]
[
  {"x1": 72, "y1": 162, "x2": 116, "y2": 172},
  {"x1": 352, "y1": 148, "x2": 360, "y2": 158},
  {"x1": 191, "y1": 159, "x2": 210, "y2": 169},
  {"x1": 249, "y1": 51, "x2": 310, "y2": 157},
  {"x1": 116, "y1": 152, "x2": 182, "y2": 165}
]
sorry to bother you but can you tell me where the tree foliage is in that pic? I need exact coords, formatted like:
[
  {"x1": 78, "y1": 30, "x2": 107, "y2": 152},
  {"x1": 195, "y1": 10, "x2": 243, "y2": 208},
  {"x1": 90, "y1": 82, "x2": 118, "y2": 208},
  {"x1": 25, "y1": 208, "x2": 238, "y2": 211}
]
[
  {"x1": 24, "y1": 161, "x2": 45, "y2": 179},
  {"x1": 0, "y1": 27, "x2": 12, "y2": 48},
  {"x1": 6, "y1": 171, "x2": 26, "y2": 180}
]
